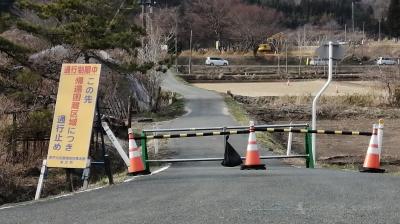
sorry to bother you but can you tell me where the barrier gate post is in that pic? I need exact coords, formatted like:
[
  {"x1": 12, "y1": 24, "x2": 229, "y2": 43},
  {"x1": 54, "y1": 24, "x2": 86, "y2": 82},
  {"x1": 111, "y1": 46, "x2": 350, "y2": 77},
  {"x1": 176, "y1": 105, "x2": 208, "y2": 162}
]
[
  {"x1": 141, "y1": 131, "x2": 151, "y2": 172},
  {"x1": 305, "y1": 129, "x2": 314, "y2": 168}
]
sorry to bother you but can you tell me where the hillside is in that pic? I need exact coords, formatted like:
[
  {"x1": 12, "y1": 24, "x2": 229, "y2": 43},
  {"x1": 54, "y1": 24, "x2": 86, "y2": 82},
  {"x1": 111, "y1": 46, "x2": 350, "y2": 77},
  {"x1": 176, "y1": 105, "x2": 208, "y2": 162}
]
[{"x1": 0, "y1": 0, "x2": 177, "y2": 205}]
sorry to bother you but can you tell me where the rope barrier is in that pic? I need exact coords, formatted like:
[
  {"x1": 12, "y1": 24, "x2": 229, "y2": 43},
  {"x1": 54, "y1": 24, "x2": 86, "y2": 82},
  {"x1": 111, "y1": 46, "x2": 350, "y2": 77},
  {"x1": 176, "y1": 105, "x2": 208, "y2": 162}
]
[{"x1": 133, "y1": 128, "x2": 372, "y2": 140}]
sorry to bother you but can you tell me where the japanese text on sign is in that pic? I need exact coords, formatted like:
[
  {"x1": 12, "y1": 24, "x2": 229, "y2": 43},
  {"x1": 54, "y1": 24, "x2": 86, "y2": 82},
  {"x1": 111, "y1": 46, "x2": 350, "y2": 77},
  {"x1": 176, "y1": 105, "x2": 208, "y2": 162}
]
[{"x1": 46, "y1": 64, "x2": 101, "y2": 168}]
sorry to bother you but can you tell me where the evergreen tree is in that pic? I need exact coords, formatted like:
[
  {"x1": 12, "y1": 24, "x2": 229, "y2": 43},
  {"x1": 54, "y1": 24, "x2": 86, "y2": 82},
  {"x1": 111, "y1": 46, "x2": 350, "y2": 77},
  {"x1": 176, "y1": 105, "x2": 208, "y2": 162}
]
[
  {"x1": 16, "y1": 0, "x2": 144, "y2": 67},
  {"x1": 387, "y1": 0, "x2": 400, "y2": 38},
  {"x1": 0, "y1": 0, "x2": 15, "y2": 32},
  {"x1": 0, "y1": 36, "x2": 30, "y2": 65},
  {"x1": 0, "y1": 13, "x2": 13, "y2": 32},
  {"x1": 0, "y1": 0, "x2": 14, "y2": 12}
]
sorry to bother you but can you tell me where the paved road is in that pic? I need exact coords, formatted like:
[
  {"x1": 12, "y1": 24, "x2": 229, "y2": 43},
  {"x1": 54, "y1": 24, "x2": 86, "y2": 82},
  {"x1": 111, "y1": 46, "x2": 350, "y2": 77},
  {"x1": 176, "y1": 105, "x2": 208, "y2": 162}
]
[{"x1": 1, "y1": 71, "x2": 400, "y2": 224}]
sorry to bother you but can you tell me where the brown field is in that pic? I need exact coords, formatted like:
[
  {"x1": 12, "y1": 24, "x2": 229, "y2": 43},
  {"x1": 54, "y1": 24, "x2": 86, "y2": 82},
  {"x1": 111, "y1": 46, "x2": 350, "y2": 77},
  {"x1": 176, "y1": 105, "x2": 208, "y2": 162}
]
[
  {"x1": 288, "y1": 118, "x2": 400, "y2": 168},
  {"x1": 194, "y1": 80, "x2": 384, "y2": 97},
  {"x1": 196, "y1": 81, "x2": 400, "y2": 172}
]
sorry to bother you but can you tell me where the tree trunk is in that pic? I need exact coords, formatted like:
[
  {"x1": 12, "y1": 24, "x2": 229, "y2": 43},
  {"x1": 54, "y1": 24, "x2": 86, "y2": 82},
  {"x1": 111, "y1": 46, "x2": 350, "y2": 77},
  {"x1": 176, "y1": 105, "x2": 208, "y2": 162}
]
[
  {"x1": 65, "y1": 169, "x2": 74, "y2": 192},
  {"x1": 84, "y1": 52, "x2": 90, "y2": 64}
]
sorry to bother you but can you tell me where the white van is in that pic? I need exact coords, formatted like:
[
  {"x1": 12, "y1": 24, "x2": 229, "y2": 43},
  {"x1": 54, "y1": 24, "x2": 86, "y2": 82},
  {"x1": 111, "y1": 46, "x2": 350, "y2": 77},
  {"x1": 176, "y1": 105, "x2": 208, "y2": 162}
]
[
  {"x1": 205, "y1": 57, "x2": 229, "y2": 66},
  {"x1": 376, "y1": 57, "x2": 397, "y2": 65}
]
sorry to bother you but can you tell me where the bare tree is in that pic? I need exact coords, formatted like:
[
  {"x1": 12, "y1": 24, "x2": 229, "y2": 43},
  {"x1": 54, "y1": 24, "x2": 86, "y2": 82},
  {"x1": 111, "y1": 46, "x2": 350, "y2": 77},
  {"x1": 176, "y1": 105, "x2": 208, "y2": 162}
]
[
  {"x1": 154, "y1": 7, "x2": 178, "y2": 47},
  {"x1": 295, "y1": 30, "x2": 303, "y2": 75},
  {"x1": 185, "y1": 0, "x2": 236, "y2": 47},
  {"x1": 135, "y1": 7, "x2": 178, "y2": 111},
  {"x1": 228, "y1": 4, "x2": 282, "y2": 52},
  {"x1": 377, "y1": 66, "x2": 400, "y2": 106}
]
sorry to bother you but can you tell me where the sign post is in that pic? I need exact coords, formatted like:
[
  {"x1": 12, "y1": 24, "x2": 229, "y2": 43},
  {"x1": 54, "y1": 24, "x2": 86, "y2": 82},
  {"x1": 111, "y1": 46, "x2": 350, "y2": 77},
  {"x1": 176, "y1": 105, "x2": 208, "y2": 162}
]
[
  {"x1": 36, "y1": 64, "x2": 102, "y2": 199},
  {"x1": 35, "y1": 159, "x2": 47, "y2": 200},
  {"x1": 311, "y1": 42, "x2": 344, "y2": 165},
  {"x1": 96, "y1": 102, "x2": 113, "y2": 184},
  {"x1": 46, "y1": 64, "x2": 101, "y2": 168}
]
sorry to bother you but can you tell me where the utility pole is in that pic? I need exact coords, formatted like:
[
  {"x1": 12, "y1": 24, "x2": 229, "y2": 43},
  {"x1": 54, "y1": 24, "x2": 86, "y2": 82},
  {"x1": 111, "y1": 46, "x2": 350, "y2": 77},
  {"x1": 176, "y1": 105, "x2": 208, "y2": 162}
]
[
  {"x1": 344, "y1": 24, "x2": 347, "y2": 41},
  {"x1": 298, "y1": 33, "x2": 302, "y2": 76},
  {"x1": 277, "y1": 46, "x2": 280, "y2": 75},
  {"x1": 189, "y1": 29, "x2": 192, "y2": 75},
  {"x1": 285, "y1": 40, "x2": 288, "y2": 74},
  {"x1": 140, "y1": 3, "x2": 146, "y2": 48},
  {"x1": 140, "y1": 0, "x2": 156, "y2": 47},
  {"x1": 379, "y1": 19, "x2": 381, "y2": 42},
  {"x1": 175, "y1": 11, "x2": 178, "y2": 72},
  {"x1": 352, "y1": 1, "x2": 355, "y2": 33},
  {"x1": 141, "y1": 2, "x2": 146, "y2": 31},
  {"x1": 303, "y1": 26, "x2": 306, "y2": 47},
  {"x1": 362, "y1": 22, "x2": 365, "y2": 38}
]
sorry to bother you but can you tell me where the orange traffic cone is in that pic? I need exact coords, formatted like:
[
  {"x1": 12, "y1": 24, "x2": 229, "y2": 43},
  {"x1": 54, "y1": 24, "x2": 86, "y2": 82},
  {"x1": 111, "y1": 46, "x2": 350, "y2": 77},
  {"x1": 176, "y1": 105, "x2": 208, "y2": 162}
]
[
  {"x1": 128, "y1": 128, "x2": 150, "y2": 176},
  {"x1": 360, "y1": 124, "x2": 385, "y2": 173},
  {"x1": 241, "y1": 121, "x2": 266, "y2": 170}
]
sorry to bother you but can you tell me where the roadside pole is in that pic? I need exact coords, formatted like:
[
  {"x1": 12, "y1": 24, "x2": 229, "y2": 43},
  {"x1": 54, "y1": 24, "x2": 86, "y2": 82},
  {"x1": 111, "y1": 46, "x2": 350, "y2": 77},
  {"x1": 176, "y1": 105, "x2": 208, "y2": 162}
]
[
  {"x1": 141, "y1": 131, "x2": 150, "y2": 172},
  {"x1": 189, "y1": 29, "x2": 192, "y2": 75},
  {"x1": 223, "y1": 127, "x2": 227, "y2": 151},
  {"x1": 101, "y1": 121, "x2": 130, "y2": 167},
  {"x1": 35, "y1": 160, "x2": 47, "y2": 200},
  {"x1": 311, "y1": 41, "x2": 333, "y2": 165},
  {"x1": 82, "y1": 158, "x2": 91, "y2": 190},
  {"x1": 154, "y1": 123, "x2": 159, "y2": 154},
  {"x1": 286, "y1": 122, "x2": 293, "y2": 156}
]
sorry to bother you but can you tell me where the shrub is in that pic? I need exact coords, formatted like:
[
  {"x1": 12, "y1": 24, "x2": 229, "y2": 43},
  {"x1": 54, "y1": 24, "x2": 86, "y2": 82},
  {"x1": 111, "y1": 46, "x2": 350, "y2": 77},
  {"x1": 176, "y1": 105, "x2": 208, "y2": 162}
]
[
  {"x1": 390, "y1": 85, "x2": 400, "y2": 107},
  {"x1": 341, "y1": 94, "x2": 375, "y2": 107},
  {"x1": 24, "y1": 109, "x2": 53, "y2": 137}
]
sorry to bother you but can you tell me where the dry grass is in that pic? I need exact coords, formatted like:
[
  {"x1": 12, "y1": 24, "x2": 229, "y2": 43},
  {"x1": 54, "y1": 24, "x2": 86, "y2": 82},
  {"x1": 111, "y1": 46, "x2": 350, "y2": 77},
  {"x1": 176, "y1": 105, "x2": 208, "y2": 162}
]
[
  {"x1": 228, "y1": 90, "x2": 400, "y2": 173},
  {"x1": 181, "y1": 41, "x2": 400, "y2": 61},
  {"x1": 193, "y1": 80, "x2": 383, "y2": 97},
  {"x1": 288, "y1": 48, "x2": 316, "y2": 57},
  {"x1": 223, "y1": 96, "x2": 250, "y2": 125}
]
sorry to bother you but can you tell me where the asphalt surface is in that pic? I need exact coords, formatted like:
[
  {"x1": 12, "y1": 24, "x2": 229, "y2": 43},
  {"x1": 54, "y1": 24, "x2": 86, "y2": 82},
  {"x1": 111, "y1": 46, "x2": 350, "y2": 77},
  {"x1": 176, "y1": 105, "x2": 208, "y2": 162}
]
[{"x1": 1, "y1": 71, "x2": 400, "y2": 224}]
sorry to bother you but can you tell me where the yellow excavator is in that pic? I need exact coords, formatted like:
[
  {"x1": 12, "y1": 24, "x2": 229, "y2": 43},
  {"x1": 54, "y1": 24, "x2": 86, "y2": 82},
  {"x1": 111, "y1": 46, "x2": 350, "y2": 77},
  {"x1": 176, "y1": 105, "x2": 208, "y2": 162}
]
[{"x1": 257, "y1": 32, "x2": 286, "y2": 54}]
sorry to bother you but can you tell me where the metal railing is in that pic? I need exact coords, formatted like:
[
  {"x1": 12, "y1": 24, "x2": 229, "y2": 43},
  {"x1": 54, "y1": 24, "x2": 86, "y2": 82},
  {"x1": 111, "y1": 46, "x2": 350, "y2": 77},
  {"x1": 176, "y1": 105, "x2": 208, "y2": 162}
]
[
  {"x1": 143, "y1": 123, "x2": 309, "y2": 133},
  {"x1": 139, "y1": 123, "x2": 314, "y2": 170}
]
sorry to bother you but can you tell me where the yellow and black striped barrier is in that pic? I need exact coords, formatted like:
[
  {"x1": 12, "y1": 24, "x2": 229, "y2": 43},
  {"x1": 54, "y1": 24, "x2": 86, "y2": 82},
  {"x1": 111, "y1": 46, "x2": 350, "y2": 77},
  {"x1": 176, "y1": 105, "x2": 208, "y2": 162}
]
[
  {"x1": 134, "y1": 128, "x2": 372, "y2": 140},
  {"x1": 257, "y1": 127, "x2": 372, "y2": 136}
]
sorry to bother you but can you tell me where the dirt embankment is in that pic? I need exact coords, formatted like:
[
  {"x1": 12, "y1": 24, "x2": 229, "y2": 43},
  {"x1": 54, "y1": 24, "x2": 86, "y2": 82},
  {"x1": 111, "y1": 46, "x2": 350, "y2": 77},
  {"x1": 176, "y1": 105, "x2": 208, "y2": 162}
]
[{"x1": 230, "y1": 94, "x2": 400, "y2": 171}]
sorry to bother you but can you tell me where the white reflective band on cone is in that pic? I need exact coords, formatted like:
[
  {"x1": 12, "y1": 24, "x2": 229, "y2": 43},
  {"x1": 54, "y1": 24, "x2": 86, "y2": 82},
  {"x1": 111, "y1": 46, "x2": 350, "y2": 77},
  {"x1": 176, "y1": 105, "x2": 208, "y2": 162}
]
[
  {"x1": 129, "y1": 139, "x2": 137, "y2": 148},
  {"x1": 129, "y1": 150, "x2": 141, "y2": 158},
  {"x1": 378, "y1": 119, "x2": 384, "y2": 155},
  {"x1": 368, "y1": 145, "x2": 380, "y2": 154},
  {"x1": 247, "y1": 143, "x2": 258, "y2": 151},
  {"x1": 248, "y1": 133, "x2": 256, "y2": 141}
]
